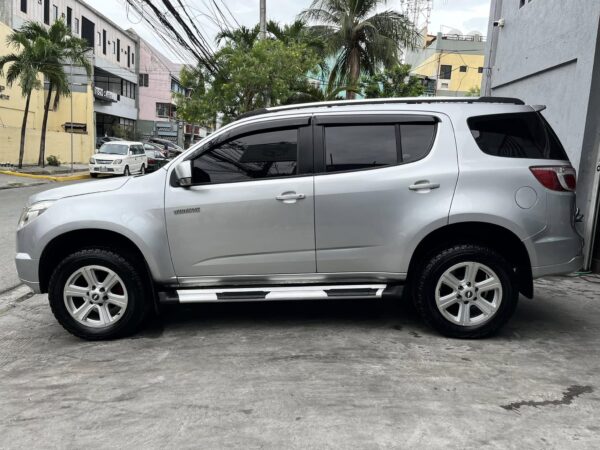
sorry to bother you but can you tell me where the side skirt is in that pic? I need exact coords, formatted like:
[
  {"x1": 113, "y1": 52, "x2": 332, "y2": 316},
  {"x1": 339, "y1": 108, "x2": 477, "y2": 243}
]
[{"x1": 158, "y1": 284, "x2": 404, "y2": 304}]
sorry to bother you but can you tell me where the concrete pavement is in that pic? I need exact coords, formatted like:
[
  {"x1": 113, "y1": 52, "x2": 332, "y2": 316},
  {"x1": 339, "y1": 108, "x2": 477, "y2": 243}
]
[{"x1": 0, "y1": 176, "x2": 599, "y2": 448}]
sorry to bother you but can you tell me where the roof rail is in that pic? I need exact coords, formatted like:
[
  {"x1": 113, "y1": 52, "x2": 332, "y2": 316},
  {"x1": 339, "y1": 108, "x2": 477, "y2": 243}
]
[{"x1": 235, "y1": 96, "x2": 525, "y2": 120}]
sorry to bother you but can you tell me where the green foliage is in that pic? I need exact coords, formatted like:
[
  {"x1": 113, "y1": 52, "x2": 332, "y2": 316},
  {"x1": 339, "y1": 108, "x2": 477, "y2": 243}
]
[
  {"x1": 466, "y1": 85, "x2": 481, "y2": 97},
  {"x1": 176, "y1": 39, "x2": 320, "y2": 124},
  {"x1": 361, "y1": 64, "x2": 424, "y2": 98},
  {"x1": 46, "y1": 155, "x2": 61, "y2": 166},
  {"x1": 300, "y1": 0, "x2": 419, "y2": 99}
]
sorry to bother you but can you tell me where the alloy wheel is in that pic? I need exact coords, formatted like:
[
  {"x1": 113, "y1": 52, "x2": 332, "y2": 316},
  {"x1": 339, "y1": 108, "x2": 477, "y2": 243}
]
[
  {"x1": 435, "y1": 261, "x2": 502, "y2": 327},
  {"x1": 63, "y1": 265, "x2": 128, "y2": 328}
]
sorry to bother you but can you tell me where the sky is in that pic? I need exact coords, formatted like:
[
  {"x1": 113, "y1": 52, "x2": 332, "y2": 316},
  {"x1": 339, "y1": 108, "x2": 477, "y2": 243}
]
[{"x1": 85, "y1": 0, "x2": 491, "y2": 62}]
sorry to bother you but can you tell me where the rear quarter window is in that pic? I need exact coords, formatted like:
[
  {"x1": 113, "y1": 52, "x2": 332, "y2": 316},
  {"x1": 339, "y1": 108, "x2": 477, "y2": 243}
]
[{"x1": 467, "y1": 112, "x2": 568, "y2": 160}]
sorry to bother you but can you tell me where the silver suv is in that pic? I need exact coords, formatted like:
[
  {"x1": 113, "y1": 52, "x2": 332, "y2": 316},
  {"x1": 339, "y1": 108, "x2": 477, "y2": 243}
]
[{"x1": 15, "y1": 98, "x2": 583, "y2": 340}]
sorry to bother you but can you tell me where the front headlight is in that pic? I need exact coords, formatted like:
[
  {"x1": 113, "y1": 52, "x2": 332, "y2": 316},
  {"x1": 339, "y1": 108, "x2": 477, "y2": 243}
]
[
  {"x1": 89, "y1": 158, "x2": 95, "y2": 164},
  {"x1": 113, "y1": 159, "x2": 122, "y2": 164},
  {"x1": 17, "y1": 200, "x2": 55, "y2": 230}
]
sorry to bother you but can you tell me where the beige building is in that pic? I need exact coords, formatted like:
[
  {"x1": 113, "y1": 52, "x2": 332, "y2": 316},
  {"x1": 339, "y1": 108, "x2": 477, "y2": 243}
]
[
  {"x1": 0, "y1": 20, "x2": 94, "y2": 165},
  {"x1": 406, "y1": 32, "x2": 486, "y2": 96}
]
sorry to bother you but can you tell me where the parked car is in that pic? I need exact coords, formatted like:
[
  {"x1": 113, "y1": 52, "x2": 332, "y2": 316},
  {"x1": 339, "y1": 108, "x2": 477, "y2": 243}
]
[
  {"x1": 89, "y1": 141, "x2": 148, "y2": 177},
  {"x1": 95, "y1": 136, "x2": 123, "y2": 149},
  {"x1": 144, "y1": 144, "x2": 170, "y2": 172},
  {"x1": 147, "y1": 137, "x2": 184, "y2": 157},
  {"x1": 16, "y1": 97, "x2": 583, "y2": 340}
]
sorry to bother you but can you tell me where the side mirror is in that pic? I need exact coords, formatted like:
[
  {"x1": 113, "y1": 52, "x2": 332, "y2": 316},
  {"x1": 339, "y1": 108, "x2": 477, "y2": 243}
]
[{"x1": 174, "y1": 160, "x2": 193, "y2": 187}]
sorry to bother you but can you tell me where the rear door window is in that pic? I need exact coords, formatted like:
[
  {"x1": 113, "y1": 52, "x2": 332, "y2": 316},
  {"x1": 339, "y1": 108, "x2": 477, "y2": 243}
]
[
  {"x1": 467, "y1": 112, "x2": 568, "y2": 160},
  {"x1": 322, "y1": 120, "x2": 437, "y2": 174}
]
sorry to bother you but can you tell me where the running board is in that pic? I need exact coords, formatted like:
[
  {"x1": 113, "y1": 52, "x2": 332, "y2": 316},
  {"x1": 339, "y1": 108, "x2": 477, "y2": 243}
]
[{"x1": 158, "y1": 284, "x2": 393, "y2": 304}]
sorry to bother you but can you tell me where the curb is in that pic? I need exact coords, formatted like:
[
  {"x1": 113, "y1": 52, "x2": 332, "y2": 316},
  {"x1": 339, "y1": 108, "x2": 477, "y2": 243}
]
[{"x1": 0, "y1": 170, "x2": 90, "y2": 182}]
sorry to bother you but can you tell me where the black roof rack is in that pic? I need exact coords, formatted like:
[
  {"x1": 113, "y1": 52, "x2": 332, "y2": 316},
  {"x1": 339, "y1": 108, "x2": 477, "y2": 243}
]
[{"x1": 236, "y1": 96, "x2": 525, "y2": 120}]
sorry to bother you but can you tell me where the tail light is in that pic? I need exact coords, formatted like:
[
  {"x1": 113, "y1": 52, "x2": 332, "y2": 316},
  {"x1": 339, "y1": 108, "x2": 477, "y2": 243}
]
[
  {"x1": 148, "y1": 158, "x2": 156, "y2": 164},
  {"x1": 530, "y1": 166, "x2": 576, "y2": 192}
]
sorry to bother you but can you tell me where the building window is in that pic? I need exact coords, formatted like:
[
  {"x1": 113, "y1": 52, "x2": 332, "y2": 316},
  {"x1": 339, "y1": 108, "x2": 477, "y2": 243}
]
[
  {"x1": 127, "y1": 46, "x2": 131, "y2": 68},
  {"x1": 117, "y1": 39, "x2": 120, "y2": 62},
  {"x1": 478, "y1": 67, "x2": 484, "y2": 74},
  {"x1": 439, "y1": 64, "x2": 452, "y2": 80},
  {"x1": 171, "y1": 78, "x2": 185, "y2": 95},
  {"x1": 120, "y1": 79, "x2": 136, "y2": 99},
  {"x1": 74, "y1": 18, "x2": 79, "y2": 34},
  {"x1": 131, "y1": 52, "x2": 135, "y2": 66},
  {"x1": 113, "y1": 41, "x2": 116, "y2": 54},
  {"x1": 459, "y1": 65, "x2": 467, "y2": 73},
  {"x1": 43, "y1": 0, "x2": 50, "y2": 24},
  {"x1": 52, "y1": 4, "x2": 58, "y2": 21},
  {"x1": 102, "y1": 30, "x2": 107, "y2": 55},
  {"x1": 156, "y1": 103, "x2": 176, "y2": 118},
  {"x1": 66, "y1": 7, "x2": 72, "y2": 28},
  {"x1": 139, "y1": 73, "x2": 149, "y2": 87},
  {"x1": 20, "y1": 0, "x2": 27, "y2": 13}
]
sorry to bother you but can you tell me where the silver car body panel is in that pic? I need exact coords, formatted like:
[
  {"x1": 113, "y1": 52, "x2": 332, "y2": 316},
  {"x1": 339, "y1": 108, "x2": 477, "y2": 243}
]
[{"x1": 16, "y1": 100, "x2": 584, "y2": 294}]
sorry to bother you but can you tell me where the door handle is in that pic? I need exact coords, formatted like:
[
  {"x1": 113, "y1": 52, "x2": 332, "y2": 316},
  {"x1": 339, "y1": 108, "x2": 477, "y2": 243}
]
[
  {"x1": 276, "y1": 192, "x2": 306, "y2": 203},
  {"x1": 408, "y1": 181, "x2": 440, "y2": 191}
]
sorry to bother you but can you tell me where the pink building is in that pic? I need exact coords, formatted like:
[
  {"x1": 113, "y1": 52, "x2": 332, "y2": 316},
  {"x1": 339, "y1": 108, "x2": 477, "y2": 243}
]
[{"x1": 137, "y1": 38, "x2": 205, "y2": 147}]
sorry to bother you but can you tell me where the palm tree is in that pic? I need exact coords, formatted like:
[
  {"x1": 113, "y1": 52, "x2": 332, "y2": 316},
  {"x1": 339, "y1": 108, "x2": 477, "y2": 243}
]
[
  {"x1": 0, "y1": 29, "x2": 44, "y2": 168},
  {"x1": 300, "y1": 0, "x2": 419, "y2": 99},
  {"x1": 17, "y1": 21, "x2": 91, "y2": 167},
  {"x1": 215, "y1": 25, "x2": 260, "y2": 50}
]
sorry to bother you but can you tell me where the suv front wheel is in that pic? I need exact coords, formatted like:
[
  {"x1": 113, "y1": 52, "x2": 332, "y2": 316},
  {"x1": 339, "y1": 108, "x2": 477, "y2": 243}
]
[
  {"x1": 48, "y1": 249, "x2": 148, "y2": 340},
  {"x1": 414, "y1": 244, "x2": 519, "y2": 339}
]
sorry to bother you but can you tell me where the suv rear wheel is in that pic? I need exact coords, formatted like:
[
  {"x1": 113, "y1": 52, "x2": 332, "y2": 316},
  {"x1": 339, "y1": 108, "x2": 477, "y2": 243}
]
[
  {"x1": 48, "y1": 249, "x2": 148, "y2": 340},
  {"x1": 413, "y1": 244, "x2": 518, "y2": 338}
]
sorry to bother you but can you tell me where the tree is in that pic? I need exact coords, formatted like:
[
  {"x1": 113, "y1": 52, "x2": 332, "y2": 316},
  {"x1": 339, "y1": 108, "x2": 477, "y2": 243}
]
[
  {"x1": 215, "y1": 25, "x2": 260, "y2": 50},
  {"x1": 175, "y1": 39, "x2": 319, "y2": 124},
  {"x1": 361, "y1": 64, "x2": 424, "y2": 98},
  {"x1": 17, "y1": 21, "x2": 91, "y2": 167},
  {"x1": 0, "y1": 26, "x2": 45, "y2": 168},
  {"x1": 466, "y1": 85, "x2": 481, "y2": 97},
  {"x1": 300, "y1": 0, "x2": 419, "y2": 99}
]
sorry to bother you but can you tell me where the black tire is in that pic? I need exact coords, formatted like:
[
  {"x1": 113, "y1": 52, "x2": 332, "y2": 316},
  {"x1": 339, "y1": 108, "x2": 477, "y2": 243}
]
[
  {"x1": 90, "y1": 173, "x2": 98, "y2": 178},
  {"x1": 413, "y1": 244, "x2": 518, "y2": 339},
  {"x1": 48, "y1": 249, "x2": 149, "y2": 340},
  {"x1": 124, "y1": 166, "x2": 130, "y2": 176}
]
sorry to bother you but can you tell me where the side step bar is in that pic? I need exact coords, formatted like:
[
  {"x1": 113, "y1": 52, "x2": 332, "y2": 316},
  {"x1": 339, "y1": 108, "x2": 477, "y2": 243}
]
[{"x1": 158, "y1": 284, "x2": 403, "y2": 304}]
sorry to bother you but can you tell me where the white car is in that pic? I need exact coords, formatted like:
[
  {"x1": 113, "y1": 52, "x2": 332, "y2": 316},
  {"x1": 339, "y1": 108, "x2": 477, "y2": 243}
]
[{"x1": 89, "y1": 141, "x2": 148, "y2": 177}]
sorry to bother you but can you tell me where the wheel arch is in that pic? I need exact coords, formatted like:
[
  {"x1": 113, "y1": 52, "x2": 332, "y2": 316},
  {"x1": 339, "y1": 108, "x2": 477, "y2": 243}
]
[
  {"x1": 39, "y1": 229, "x2": 159, "y2": 309},
  {"x1": 407, "y1": 221, "x2": 534, "y2": 298}
]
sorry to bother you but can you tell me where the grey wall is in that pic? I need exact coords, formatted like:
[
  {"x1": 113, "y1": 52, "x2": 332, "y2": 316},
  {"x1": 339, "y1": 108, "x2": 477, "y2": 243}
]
[{"x1": 483, "y1": 0, "x2": 600, "y2": 269}]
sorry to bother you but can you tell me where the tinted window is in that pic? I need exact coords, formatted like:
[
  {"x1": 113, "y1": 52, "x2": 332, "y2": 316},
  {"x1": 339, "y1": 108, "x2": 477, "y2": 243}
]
[
  {"x1": 400, "y1": 124, "x2": 437, "y2": 163},
  {"x1": 468, "y1": 112, "x2": 568, "y2": 160},
  {"x1": 192, "y1": 128, "x2": 298, "y2": 184},
  {"x1": 325, "y1": 125, "x2": 397, "y2": 173}
]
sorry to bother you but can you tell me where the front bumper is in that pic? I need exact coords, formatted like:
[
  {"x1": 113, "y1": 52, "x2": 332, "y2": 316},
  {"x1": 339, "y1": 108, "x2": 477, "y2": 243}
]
[
  {"x1": 532, "y1": 255, "x2": 583, "y2": 278},
  {"x1": 15, "y1": 252, "x2": 41, "y2": 293},
  {"x1": 89, "y1": 163, "x2": 124, "y2": 175}
]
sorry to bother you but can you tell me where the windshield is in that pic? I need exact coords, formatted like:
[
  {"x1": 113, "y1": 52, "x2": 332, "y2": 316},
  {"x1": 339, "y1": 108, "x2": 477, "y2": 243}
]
[{"x1": 98, "y1": 143, "x2": 129, "y2": 155}]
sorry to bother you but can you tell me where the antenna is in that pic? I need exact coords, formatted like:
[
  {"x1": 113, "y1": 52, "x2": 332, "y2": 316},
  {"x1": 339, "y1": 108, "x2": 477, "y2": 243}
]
[{"x1": 399, "y1": 0, "x2": 433, "y2": 34}]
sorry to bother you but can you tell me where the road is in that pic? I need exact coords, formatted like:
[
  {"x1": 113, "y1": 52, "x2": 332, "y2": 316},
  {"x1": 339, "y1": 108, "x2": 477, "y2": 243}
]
[
  {"x1": 0, "y1": 176, "x2": 599, "y2": 448},
  {"x1": 0, "y1": 179, "x2": 82, "y2": 290}
]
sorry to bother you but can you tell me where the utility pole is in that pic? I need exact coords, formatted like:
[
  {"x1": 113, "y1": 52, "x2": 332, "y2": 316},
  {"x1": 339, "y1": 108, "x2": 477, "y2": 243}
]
[
  {"x1": 259, "y1": 0, "x2": 266, "y2": 40},
  {"x1": 70, "y1": 62, "x2": 74, "y2": 174}
]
